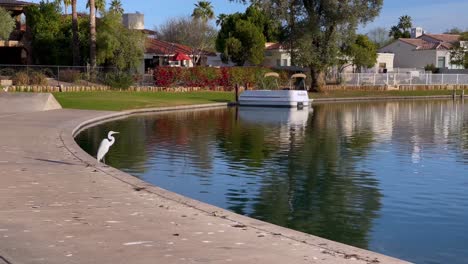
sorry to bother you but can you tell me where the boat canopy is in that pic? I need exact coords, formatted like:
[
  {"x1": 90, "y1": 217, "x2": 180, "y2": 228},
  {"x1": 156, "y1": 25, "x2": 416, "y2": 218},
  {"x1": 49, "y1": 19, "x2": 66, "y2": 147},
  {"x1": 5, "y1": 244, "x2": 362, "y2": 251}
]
[
  {"x1": 291, "y1": 73, "x2": 307, "y2": 79},
  {"x1": 264, "y1": 72, "x2": 280, "y2": 78},
  {"x1": 289, "y1": 73, "x2": 307, "y2": 90}
]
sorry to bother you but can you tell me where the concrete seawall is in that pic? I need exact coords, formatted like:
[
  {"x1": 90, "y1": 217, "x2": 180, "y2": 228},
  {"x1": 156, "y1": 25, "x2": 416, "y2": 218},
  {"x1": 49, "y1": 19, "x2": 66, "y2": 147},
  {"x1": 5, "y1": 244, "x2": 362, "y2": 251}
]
[{"x1": 0, "y1": 103, "x2": 410, "y2": 263}]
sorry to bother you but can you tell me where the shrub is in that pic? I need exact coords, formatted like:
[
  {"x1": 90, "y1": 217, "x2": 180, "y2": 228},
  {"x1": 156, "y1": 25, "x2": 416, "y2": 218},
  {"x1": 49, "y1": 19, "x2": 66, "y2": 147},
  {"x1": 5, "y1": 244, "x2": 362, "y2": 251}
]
[
  {"x1": 0, "y1": 68, "x2": 15, "y2": 77},
  {"x1": 153, "y1": 66, "x2": 291, "y2": 90},
  {"x1": 102, "y1": 72, "x2": 134, "y2": 90},
  {"x1": 154, "y1": 67, "x2": 182, "y2": 87},
  {"x1": 41, "y1": 68, "x2": 55, "y2": 78},
  {"x1": 424, "y1": 64, "x2": 439, "y2": 74},
  {"x1": 12, "y1": 71, "x2": 29, "y2": 85},
  {"x1": 58, "y1": 69, "x2": 81, "y2": 83},
  {"x1": 29, "y1": 71, "x2": 48, "y2": 85}
]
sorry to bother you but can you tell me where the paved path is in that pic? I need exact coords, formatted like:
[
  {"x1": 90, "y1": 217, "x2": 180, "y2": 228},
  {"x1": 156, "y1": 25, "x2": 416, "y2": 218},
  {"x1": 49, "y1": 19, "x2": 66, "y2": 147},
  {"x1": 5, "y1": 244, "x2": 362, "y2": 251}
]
[{"x1": 0, "y1": 105, "x2": 410, "y2": 264}]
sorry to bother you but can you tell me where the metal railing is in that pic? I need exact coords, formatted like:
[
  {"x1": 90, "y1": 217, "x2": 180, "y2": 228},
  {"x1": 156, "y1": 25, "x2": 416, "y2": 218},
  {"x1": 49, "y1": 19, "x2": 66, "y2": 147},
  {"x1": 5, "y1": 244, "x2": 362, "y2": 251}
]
[{"x1": 341, "y1": 73, "x2": 468, "y2": 86}]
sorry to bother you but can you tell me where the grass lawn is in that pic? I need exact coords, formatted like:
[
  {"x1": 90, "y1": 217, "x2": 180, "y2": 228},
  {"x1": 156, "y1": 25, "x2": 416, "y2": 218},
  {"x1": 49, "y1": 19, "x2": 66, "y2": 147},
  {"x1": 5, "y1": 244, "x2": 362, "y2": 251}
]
[
  {"x1": 53, "y1": 89, "x2": 466, "y2": 111},
  {"x1": 53, "y1": 91, "x2": 235, "y2": 111}
]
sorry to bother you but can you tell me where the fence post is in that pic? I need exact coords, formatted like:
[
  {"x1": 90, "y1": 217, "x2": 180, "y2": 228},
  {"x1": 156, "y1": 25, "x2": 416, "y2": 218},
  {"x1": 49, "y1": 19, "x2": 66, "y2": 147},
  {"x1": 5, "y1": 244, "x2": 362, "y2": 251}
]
[
  {"x1": 57, "y1": 66, "x2": 60, "y2": 85},
  {"x1": 441, "y1": 74, "x2": 444, "y2": 85},
  {"x1": 457, "y1": 74, "x2": 459, "y2": 85},
  {"x1": 357, "y1": 73, "x2": 360, "y2": 86},
  {"x1": 373, "y1": 73, "x2": 376, "y2": 86},
  {"x1": 386, "y1": 73, "x2": 389, "y2": 86}
]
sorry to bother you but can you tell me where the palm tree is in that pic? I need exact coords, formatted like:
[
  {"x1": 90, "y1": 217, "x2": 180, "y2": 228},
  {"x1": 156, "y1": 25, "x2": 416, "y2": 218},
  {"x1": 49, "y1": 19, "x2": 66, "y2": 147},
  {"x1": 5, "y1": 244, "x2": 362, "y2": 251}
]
[
  {"x1": 87, "y1": 0, "x2": 106, "y2": 13},
  {"x1": 89, "y1": 0, "x2": 97, "y2": 68},
  {"x1": 216, "y1": 14, "x2": 227, "y2": 27},
  {"x1": 398, "y1": 15, "x2": 412, "y2": 33},
  {"x1": 192, "y1": 1, "x2": 214, "y2": 22},
  {"x1": 71, "y1": 0, "x2": 80, "y2": 65},
  {"x1": 109, "y1": 0, "x2": 124, "y2": 15},
  {"x1": 62, "y1": 0, "x2": 71, "y2": 15}
]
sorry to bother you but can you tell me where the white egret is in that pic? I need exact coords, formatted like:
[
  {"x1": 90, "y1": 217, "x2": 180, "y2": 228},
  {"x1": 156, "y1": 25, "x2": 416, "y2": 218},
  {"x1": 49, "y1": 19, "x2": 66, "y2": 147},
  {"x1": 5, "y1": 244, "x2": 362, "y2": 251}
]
[{"x1": 97, "y1": 131, "x2": 119, "y2": 163}]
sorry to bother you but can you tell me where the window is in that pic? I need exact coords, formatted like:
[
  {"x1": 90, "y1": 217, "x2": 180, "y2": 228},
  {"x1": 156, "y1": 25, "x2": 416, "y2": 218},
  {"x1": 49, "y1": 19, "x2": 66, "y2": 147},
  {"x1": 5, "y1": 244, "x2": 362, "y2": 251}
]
[
  {"x1": 378, "y1": 63, "x2": 386, "y2": 73},
  {"x1": 276, "y1": 59, "x2": 281, "y2": 67},
  {"x1": 282, "y1": 59, "x2": 288, "y2": 66},
  {"x1": 437, "y1": 56, "x2": 446, "y2": 68}
]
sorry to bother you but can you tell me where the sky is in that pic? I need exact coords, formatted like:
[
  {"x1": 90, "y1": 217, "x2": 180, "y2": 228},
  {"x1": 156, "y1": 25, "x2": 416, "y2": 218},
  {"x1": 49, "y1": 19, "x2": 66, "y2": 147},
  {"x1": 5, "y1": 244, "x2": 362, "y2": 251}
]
[{"x1": 29, "y1": 0, "x2": 468, "y2": 33}]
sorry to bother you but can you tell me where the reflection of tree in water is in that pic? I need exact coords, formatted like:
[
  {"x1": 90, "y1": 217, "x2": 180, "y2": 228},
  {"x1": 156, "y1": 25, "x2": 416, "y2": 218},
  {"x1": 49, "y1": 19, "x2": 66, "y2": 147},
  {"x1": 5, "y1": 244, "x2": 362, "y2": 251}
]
[
  {"x1": 216, "y1": 104, "x2": 383, "y2": 249},
  {"x1": 75, "y1": 117, "x2": 149, "y2": 174},
  {"x1": 149, "y1": 109, "x2": 228, "y2": 172}
]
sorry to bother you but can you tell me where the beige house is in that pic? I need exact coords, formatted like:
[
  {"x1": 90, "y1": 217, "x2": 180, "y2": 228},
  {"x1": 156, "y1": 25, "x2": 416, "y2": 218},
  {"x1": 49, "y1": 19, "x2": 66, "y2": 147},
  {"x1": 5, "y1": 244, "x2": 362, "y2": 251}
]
[{"x1": 379, "y1": 34, "x2": 464, "y2": 70}]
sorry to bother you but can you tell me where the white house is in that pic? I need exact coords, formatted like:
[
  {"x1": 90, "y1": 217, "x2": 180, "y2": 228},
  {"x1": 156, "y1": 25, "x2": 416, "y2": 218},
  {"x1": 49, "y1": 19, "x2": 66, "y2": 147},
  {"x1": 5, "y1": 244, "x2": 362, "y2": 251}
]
[
  {"x1": 368, "y1": 53, "x2": 395, "y2": 73},
  {"x1": 379, "y1": 34, "x2": 464, "y2": 70},
  {"x1": 263, "y1": 43, "x2": 292, "y2": 67}
]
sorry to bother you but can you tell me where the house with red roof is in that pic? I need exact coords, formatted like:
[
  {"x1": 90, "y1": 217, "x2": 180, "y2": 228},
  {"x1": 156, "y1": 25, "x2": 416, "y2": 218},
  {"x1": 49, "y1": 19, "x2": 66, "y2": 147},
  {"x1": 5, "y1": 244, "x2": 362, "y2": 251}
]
[
  {"x1": 379, "y1": 33, "x2": 464, "y2": 70},
  {"x1": 143, "y1": 38, "x2": 217, "y2": 72}
]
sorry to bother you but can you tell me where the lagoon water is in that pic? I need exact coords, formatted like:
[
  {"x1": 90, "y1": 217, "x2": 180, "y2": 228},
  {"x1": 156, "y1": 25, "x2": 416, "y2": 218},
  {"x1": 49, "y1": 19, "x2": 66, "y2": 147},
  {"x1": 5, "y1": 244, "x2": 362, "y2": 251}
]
[{"x1": 76, "y1": 100, "x2": 468, "y2": 264}]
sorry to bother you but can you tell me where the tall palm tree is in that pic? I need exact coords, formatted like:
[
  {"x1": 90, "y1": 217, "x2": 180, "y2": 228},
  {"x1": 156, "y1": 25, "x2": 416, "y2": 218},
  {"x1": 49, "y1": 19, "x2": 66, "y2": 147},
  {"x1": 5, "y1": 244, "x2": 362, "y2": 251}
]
[
  {"x1": 89, "y1": 0, "x2": 97, "y2": 68},
  {"x1": 398, "y1": 15, "x2": 412, "y2": 33},
  {"x1": 87, "y1": 0, "x2": 106, "y2": 13},
  {"x1": 71, "y1": 0, "x2": 80, "y2": 65},
  {"x1": 109, "y1": 0, "x2": 124, "y2": 15},
  {"x1": 62, "y1": 0, "x2": 71, "y2": 15},
  {"x1": 216, "y1": 14, "x2": 227, "y2": 27},
  {"x1": 192, "y1": 1, "x2": 214, "y2": 22}
]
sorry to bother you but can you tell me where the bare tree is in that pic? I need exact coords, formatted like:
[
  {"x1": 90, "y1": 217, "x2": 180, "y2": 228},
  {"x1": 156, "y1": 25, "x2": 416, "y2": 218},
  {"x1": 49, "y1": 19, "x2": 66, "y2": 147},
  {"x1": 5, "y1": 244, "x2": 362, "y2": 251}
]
[
  {"x1": 155, "y1": 17, "x2": 217, "y2": 64},
  {"x1": 367, "y1": 27, "x2": 391, "y2": 48}
]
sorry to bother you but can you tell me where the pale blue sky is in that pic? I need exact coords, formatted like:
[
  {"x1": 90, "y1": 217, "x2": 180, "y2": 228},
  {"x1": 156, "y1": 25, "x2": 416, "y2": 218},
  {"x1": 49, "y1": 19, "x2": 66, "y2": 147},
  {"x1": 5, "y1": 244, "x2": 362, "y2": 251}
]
[{"x1": 30, "y1": 0, "x2": 468, "y2": 33}]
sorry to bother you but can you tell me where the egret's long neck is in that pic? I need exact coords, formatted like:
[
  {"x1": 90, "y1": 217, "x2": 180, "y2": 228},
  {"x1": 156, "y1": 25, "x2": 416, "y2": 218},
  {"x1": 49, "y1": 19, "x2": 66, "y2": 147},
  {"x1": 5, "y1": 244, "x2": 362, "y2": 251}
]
[{"x1": 108, "y1": 135, "x2": 115, "y2": 146}]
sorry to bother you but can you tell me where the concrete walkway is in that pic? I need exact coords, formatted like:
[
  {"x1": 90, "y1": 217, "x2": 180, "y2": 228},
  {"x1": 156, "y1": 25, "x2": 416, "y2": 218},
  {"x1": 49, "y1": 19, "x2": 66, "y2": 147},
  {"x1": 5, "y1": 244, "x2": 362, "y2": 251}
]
[{"x1": 0, "y1": 104, "x2": 410, "y2": 264}]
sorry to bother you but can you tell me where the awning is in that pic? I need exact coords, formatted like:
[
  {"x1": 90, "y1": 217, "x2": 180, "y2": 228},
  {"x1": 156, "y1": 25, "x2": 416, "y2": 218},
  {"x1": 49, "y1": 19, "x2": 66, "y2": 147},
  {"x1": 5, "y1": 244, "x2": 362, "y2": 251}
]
[{"x1": 173, "y1": 52, "x2": 192, "y2": 61}]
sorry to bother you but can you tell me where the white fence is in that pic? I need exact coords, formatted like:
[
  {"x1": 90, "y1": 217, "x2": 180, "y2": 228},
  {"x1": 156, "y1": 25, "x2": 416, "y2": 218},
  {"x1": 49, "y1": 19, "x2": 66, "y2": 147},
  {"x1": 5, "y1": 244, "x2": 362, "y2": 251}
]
[{"x1": 341, "y1": 73, "x2": 468, "y2": 86}]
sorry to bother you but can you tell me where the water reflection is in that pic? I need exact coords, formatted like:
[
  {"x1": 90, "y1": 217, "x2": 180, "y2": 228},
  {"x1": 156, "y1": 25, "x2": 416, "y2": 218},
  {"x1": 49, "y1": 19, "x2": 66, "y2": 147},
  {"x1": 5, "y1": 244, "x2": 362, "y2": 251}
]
[{"x1": 76, "y1": 100, "x2": 468, "y2": 264}]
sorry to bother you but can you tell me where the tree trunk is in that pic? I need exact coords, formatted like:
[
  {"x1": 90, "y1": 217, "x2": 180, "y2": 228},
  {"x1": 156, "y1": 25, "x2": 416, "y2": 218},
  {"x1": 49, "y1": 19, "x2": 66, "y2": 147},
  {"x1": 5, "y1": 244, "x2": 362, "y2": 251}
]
[
  {"x1": 310, "y1": 67, "x2": 325, "y2": 92},
  {"x1": 72, "y1": 0, "x2": 80, "y2": 66},
  {"x1": 89, "y1": 0, "x2": 97, "y2": 69}
]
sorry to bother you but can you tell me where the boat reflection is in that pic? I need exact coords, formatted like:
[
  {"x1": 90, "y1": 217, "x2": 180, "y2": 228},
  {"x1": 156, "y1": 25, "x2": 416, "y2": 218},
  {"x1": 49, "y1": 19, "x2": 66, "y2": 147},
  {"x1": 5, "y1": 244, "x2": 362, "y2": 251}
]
[{"x1": 238, "y1": 107, "x2": 312, "y2": 128}]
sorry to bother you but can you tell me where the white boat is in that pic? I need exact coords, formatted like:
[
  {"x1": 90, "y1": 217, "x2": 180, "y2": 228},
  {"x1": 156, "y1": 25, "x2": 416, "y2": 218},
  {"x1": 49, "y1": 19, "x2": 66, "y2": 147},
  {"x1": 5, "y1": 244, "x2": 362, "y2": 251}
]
[{"x1": 238, "y1": 73, "x2": 312, "y2": 108}]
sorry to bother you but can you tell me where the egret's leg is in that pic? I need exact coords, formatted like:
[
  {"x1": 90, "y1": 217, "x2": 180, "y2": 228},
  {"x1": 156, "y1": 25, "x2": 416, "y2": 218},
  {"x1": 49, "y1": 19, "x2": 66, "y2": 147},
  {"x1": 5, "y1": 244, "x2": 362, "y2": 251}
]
[{"x1": 103, "y1": 156, "x2": 106, "y2": 164}]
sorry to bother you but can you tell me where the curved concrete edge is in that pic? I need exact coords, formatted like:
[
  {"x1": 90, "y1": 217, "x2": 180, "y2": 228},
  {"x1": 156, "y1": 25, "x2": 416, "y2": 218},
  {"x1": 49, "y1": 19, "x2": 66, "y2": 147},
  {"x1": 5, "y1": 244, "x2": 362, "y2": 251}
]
[
  {"x1": 59, "y1": 103, "x2": 410, "y2": 264},
  {"x1": 313, "y1": 94, "x2": 466, "y2": 103}
]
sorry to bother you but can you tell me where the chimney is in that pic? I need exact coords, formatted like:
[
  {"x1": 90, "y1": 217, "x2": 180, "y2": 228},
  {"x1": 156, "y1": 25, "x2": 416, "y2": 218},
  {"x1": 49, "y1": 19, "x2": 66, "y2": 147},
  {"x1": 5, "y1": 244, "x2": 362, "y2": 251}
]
[{"x1": 411, "y1": 27, "x2": 424, "y2": 38}]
